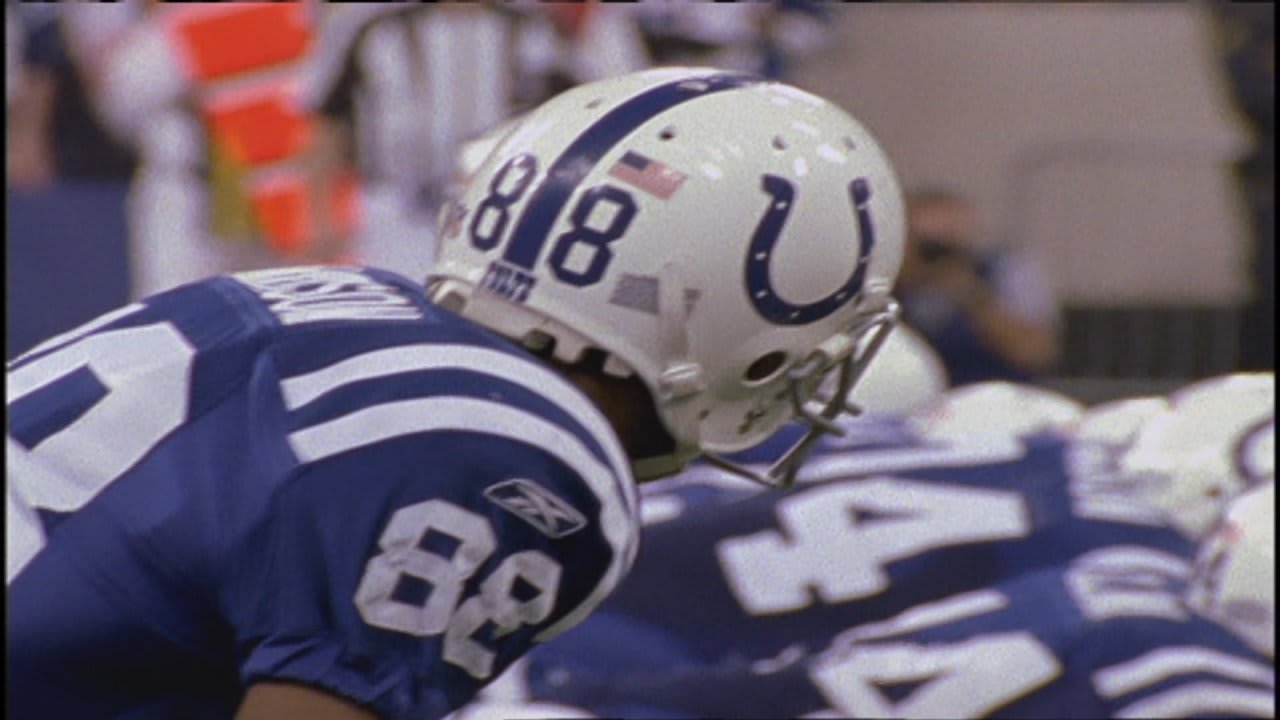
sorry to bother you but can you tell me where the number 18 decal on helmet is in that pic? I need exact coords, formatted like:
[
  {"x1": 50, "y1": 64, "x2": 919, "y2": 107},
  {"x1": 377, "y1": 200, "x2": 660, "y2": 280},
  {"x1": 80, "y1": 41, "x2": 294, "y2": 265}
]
[{"x1": 429, "y1": 67, "x2": 904, "y2": 485}]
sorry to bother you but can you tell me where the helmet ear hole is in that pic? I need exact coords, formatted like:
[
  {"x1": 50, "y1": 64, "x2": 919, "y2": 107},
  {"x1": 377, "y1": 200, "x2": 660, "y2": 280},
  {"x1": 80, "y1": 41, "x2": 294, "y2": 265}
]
[
  {"x1": 744, "y1": 351, "x2": 789, "y2": 385},
  {"x1": 659, "y1": 126, "x2": 678, "y2": 141}
]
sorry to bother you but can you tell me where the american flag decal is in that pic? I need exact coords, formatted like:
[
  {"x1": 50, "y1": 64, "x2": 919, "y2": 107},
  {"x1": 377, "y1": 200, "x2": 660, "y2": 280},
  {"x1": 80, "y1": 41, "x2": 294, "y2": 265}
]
[{"x1": 608, "y1": 151, "x2": 687, "y2": 200}]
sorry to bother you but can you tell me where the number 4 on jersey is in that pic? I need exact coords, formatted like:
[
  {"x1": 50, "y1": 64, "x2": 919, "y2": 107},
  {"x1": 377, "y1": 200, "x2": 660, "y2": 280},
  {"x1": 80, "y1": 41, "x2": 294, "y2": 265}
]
[
  {"x1": 810, "y1": 590, "x2": 1060, "y2": 718},
  {"x1": 716, "y1": 478, "x2": 1031, "y2": 614}
]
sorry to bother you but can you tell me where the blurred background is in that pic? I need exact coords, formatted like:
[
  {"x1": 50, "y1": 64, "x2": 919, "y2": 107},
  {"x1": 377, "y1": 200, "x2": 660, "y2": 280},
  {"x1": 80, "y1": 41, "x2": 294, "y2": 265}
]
[{"x1": 7, "y1": 1, "x2": 1273, "y2": 403}]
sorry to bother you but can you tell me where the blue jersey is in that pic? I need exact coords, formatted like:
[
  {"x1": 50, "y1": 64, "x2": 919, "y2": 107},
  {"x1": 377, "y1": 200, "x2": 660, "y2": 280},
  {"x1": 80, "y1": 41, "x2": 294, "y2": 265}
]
[
  {"x1": 516, "y1": 548, "x2": 1274, "y2": 718},
  {"x1": 572, "y1": 418, "x2": 1198, "y2": 670},
  {"x1": 6, "y1": 266, "x2": 639, "y2": 720},
  {"x1": 493, "y1": 415, "x2": 1208, "y2": 712}
]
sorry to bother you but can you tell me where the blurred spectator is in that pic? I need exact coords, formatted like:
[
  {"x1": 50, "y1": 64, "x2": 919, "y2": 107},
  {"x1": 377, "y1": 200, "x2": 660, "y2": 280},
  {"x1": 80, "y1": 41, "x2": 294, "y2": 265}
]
[
  {"x1": 6, "y1": 3, "x2": 136, "y2": 357},
  {"x1": 6, "y1": 4, "x2": 21, "y2": 107},
  {"x1": 7, "y1": 8, "x2": 56, "y2": 191},
  {"x1": 633, "y1": 0, "x2": 832, "y2": 79},
  {"x1": 531, "y1": 2, "x2": 650, "y2": 97},
  {"x1": 79, "y1": 1, "x2": 343, "y2": 300},
  {"x1": 8, "y1": 5, "x2": 138, "y2": 187},
  {"x1": 1206, "y1": 2, "x2": 1274, "y2": 370},
  {"x1": 895, "y1": 188, "x2": 1061, "y2": 386},
  {"x1": 305, "y1": 2, "x2": 646, "y2": 281}
]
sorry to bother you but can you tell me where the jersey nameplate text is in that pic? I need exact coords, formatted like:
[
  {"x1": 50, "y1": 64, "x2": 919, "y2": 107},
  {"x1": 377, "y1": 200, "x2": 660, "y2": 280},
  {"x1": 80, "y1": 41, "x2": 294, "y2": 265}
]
[{"x1": 234, "y1": 267, "x2": 423, "y2": 325}]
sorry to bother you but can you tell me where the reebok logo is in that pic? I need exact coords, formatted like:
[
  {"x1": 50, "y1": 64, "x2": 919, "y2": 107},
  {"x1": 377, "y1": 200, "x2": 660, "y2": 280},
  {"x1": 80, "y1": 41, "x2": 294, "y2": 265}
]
[{"x1": 483, "y1": 478, "x2": 588, "y2": 538}]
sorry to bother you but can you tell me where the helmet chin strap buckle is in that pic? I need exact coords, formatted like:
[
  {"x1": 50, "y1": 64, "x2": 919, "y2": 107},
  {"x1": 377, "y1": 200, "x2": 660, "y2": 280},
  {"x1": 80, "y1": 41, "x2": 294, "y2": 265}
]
[
  {"x1": 654, "y1": 261, "x2": 711, "y2": 446},
  {"x1": 658, "y1": 362, "x2": 705, "y2": 401},
  {"x1": 701, "y1": 301, "x2": 900, "y2": 491}
]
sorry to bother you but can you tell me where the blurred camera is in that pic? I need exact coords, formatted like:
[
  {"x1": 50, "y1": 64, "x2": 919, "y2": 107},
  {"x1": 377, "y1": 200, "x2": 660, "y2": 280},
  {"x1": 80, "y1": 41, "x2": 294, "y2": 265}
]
[{"x1": 915, "y1": 236, "x2": 968, "y2": 264}]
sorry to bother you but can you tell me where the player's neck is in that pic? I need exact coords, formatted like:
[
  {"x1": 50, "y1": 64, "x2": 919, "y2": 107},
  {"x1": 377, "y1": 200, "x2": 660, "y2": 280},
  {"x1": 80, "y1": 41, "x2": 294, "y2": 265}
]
[{"x1": 551, "y1": 359, "x2": 678, "y2": 471}]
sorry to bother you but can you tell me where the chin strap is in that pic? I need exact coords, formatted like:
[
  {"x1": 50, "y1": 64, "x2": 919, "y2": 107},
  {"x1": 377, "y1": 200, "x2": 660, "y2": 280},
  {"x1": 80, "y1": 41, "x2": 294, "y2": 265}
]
[
  {"x1": 631, "y1": 448, "x2": 701, "y2": 482},
  {"x1": 623, "y1": 262, "x2": 710, "y2": 484},
  {"x1": 652, "y1": 262, "x2": 708, "y2": 452},
  {"x1": 702, "y1": 300, "x2": 900, "y2": 490}
]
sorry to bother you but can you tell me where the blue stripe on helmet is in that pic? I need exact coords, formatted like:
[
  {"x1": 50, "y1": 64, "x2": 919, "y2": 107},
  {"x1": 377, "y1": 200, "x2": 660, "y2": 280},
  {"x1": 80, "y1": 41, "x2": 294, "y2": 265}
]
[{"x1": 501, "y1": 72, "x2": 762, "y2": 270}]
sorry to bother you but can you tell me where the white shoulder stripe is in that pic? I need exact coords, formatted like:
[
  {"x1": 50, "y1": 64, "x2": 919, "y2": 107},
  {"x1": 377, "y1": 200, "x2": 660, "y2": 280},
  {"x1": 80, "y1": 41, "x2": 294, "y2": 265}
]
[
  {"x1": 1093, "y1": 646, "x2": 1275, "y2": 698},
  {"x1": 1114, "y1": 683, "x2": 1275, "y2": 718},
  {"x1": 287, "y1": 395, "x2": 639, "y2": 627},
  {"x1": 832, "y1": 588, "x2": 1008, "y2": 647},
  {"x1": 280, "y1": 343, "x2": 635, "y2": 516}
]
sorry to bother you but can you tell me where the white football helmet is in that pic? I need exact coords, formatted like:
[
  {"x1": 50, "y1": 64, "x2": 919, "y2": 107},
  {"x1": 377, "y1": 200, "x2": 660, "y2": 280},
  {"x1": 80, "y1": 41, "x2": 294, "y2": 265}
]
[
  {"x1": 909, "y1": 381, "x2": 1085, "y2": 442},
  {"x1": 1119, "y1": 372, "x2": 1275, "y2": 540},
  {"x1": 1073, "y1": 396, "x2": 1169, "y2": 451},
  {"x1": 429, "y1": 67, "x2": 904, "y2": 484},
  {"x1": 450, "y1": 114, "x2": 528, "y2": 195},
  {"x1": 1185, "y1": 480, "x2": 1275, "y2": 659},
  {"x1": 844, "y1": 323, "x2": 947, "y2": 415}
]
